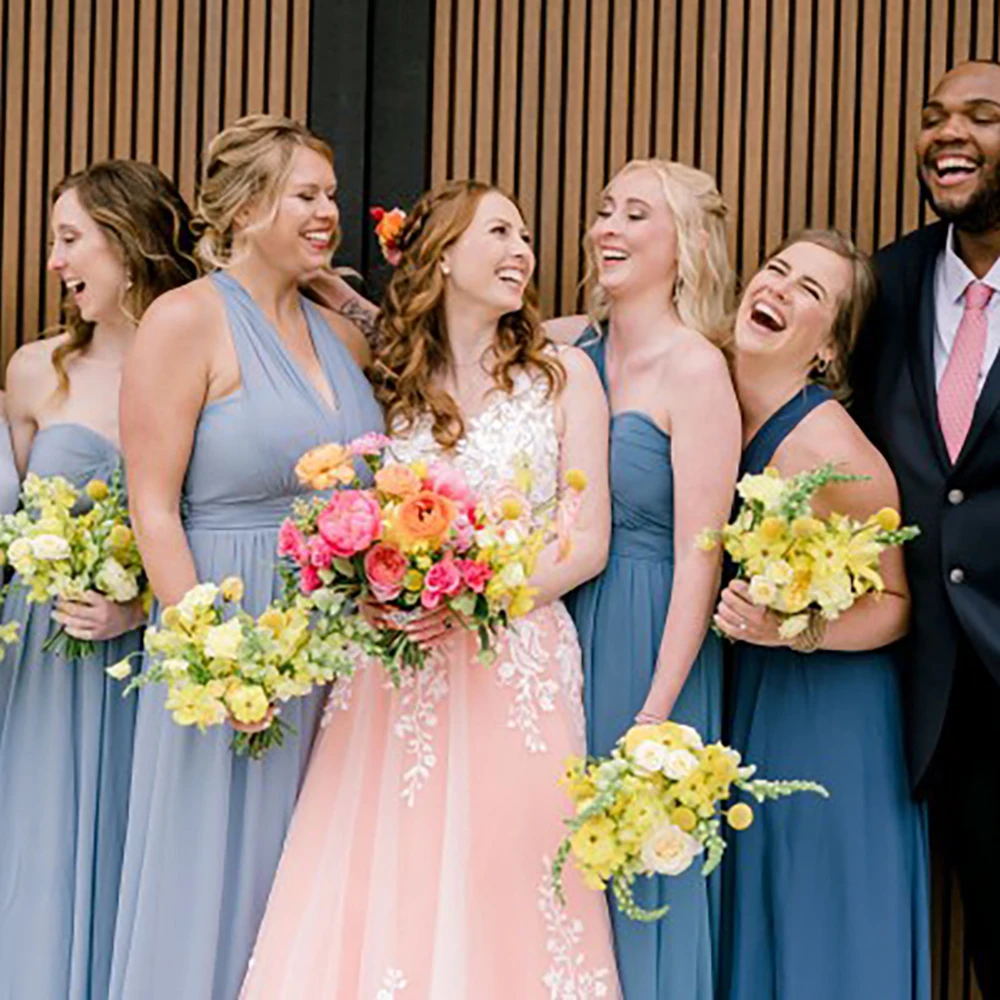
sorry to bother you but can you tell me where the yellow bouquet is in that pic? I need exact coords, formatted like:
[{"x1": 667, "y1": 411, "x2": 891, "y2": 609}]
[
  {"x1": 699, "y1": 463, "x2": 919, "y2": 640},
  {"x1": 553, "y1": 721, "x2": 827, "y2": 921},
  {"x1": 111, "y1": 577, "x2": 363, "y2": 758},
  {"x1": 0, "y1": 471, "x2": 146, "y2": 658}
]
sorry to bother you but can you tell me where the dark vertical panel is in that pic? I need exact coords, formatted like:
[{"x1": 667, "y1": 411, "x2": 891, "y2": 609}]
[
  {"x1": 2, "y1": 0, "x2": 27, "y2": 362},
  {"x1": 786, "y1": 0, "x2": 813, "y2": 233},
  {"x1": 46, "y1": 0, "x2": 72, "y2": 324},
  {"x1": 763, "y1": 0, "x2": 789, "y2": 253},
  {"x1": 561, "y1": 0, "x2": 587, "y2": 313},
  {"x1": 676, "y1": 0, "x2": 699, "y2": 166}
]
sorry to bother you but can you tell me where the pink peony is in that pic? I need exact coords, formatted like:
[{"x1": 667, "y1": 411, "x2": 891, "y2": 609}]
[
  {"x1": 453, "y1": 511, "x2": 476, "y2": 552},
  {"x1": 364, "y1": 544, "x2": 408, "y2": 602},
  {"x1": 421, "y1": 558, "x2": 464, "y2": 609},
  {"x1": 457, "y1": 559, "x2": 493, "y2": 593},
  {"x1": 425, "y1": 461, "x2": 473, "y2": 505},
  {"x1": 317, "y1": 490, "x2": 384, "y2": 558},
  {"x1": 300, "y1": 563, "x2": 322, "y2": 593},
  {"x1": 349, "y1": 431, "x2": 392, "y2": 456},
  {"x1": 308, "y1": 535, "x2": 335, "y2": 569},
  {"x1": 278, "y1": 520, "x2": 309, "y2": 564}
]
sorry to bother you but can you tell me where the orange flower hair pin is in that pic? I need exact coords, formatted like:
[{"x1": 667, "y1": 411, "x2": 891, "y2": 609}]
[{"x1": 370, "y1": 206, "x2": 407, "y2": 265}]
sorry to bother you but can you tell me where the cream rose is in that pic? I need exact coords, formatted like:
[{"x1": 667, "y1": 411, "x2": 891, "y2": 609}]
[
  {"x1": 640, "y1": 820, "x2": 704, "y2": 876},
  {"x1": 175, "y1": 583, "x2": 220, "y2": 621},
  {"x1": 631, "y1": 739, "x2": 669, "y2": 774},
  {"x1": 30, "y1": 534, "x2": 71, "y2": 561},
  {"x1": 661, "y1": 748, "x2": 700, "y2": 780},
  {"x1": 96, "y1": 557, "x2": 140, "y2": 603},
  {"x1": 204, "y1": 618, "x2": 244, "y2": 661}
]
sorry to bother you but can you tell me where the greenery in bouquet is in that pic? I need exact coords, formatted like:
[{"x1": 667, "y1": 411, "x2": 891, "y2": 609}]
[
  {"x1": 280, "y1": 433, "x2": 587, "y2": 686},
  {"x1": 698, "y1": 463, "x2": 920, "y2": 640},
  {"x1": 553, "y1": 721, "x2": 828, "y2": 921},
  {"x1": 0, "y1": 471, "x2": 146, "y2": 658},
  {"x1": 110, "y1": 577, "x2": 364, "y2": 759}
]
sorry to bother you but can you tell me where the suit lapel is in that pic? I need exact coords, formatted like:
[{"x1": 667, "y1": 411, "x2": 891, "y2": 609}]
[{"x1": 907, "y1": 232, "x2": 952, "y2": 472}]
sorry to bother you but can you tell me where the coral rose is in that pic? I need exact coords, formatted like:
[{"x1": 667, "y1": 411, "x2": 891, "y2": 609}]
[
  {"x1": 375, "y1": 463, "x2": 421, "y2": 498},
  {"x1": 277, "y1": 520, "x2": 309, "y2": 564},
  {"x1": 348, "y1": 432, "x2": 391, "y2": 456},
  {"x1": 364, "y1": 544, "x2": 408, "y2": 602},
  {"x1": 295, "y1": 442, "x2": 356, "y2": 490},
  {"x1": 299, "y1": 563, "x2": 322, "y2": 593},
  {"x1": 317, "y1": 490, "x2": 384, "y2": 558},
  {"x1": 457, "y1": 559, "x2": 492, "y2": 593},
  {"x1": 393, "y1": 490, "x2": 456, "y2": 549}
]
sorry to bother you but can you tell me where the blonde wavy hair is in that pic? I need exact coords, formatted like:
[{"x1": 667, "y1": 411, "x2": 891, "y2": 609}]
[
  {"x1": 584, "y1": 159, "x2": 735, "y2": 346},
  {"x1": 373, "y1": 180, "x2": 565, "y2": 449},
  {"x1": 193, "y1": 114, "x2": 338, "y2": 270},
  {"x1": 49, "y1": 160, "x2": 199, "y2": 394}
]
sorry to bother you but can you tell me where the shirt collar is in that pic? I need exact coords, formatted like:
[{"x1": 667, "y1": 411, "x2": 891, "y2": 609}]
[{"x1": 943, "y1": 224, "x2": 1000, "y2": 304}]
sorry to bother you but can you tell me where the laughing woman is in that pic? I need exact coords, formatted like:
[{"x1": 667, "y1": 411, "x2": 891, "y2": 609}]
[
  {"x1": 547, "y1": 160, "x2": 741, "y2": 1000},
  {"x1": 0, "y1": 160, "x2": 197, "y2": 1000},
  {"x1": 716, "y1": 231, "x2": 930, "y2": 1000},
  {"x1": 108, "y1": 116, "x2": 382, "y2": 1000}
]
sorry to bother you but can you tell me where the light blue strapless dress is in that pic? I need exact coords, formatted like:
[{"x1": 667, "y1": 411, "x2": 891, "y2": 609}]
[
  {"x1": 720, "y1": 385, "x2": 931, "y2": 1000},
  {"x1": 108, "y1": 272, "x2": 384, "y2": 1000},
  {"x1": 0, "y1": 424, "x2": 141, "y2": 1000},
  {"x1": 0, "y1": 420, "x2": 21, "y2": 515},
  {"x1": 565, "y1": 331, "x2": 722, "y2": 1000}
]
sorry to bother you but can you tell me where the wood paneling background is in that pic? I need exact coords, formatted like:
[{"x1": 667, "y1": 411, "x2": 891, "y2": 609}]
[
  {"x1": 431, "y1": 0, "x2": 1000, "y2": 319},
  {"x1": 0, "y1": 0, "x2": 310, "y2": 366},
  {"x1": 431, "y1": 1, "x2": 991, "y2": 998}
]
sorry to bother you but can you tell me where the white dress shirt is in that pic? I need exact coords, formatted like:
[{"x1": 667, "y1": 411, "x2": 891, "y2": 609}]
[{"x1": 933, "y1": 224, "x2": 1000, "y2": 397}]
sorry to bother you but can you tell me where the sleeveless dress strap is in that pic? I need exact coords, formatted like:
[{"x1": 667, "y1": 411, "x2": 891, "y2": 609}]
[{"x1": 741, "y1": 383, "x2": 834, "y2": 476}]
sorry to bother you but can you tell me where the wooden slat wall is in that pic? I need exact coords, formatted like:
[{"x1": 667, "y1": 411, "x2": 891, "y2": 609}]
[
  {"x1": 432, "y1": 1, "x2": 993, "y2": 998},
  {"x1": 0, "y1": 0, "x2": 311, "y2": 370},
  {"x1": 431, "y1": 0, "x2": 1000, "y2": 320}
]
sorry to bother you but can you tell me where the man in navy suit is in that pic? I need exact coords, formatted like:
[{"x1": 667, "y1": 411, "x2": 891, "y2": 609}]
[{"x1": 852, "y1": 61, "x2": 1000, "y2": 998}]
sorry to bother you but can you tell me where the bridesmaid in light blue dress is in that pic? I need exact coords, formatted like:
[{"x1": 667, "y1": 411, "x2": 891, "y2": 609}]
[
  {"x1": 0, "y1": 396, "x2": 22, "y2": 515},
  {"x1": 109, "y1": 118, "x2": 383, "y2": 1000},
  {"x1": 0, "y1": 161, "x2": 198, "y2": 1000},
  {"x1": 715, "y1": 231, "x2": 930, "y2": 1000},
  {"x1": 551, "y1": 159, "x2": 741, "y2": 999}
]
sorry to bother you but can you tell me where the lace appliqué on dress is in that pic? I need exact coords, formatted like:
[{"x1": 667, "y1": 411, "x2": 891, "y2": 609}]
[
  {"x1": 393, "y1": 654, "x2": 449, "y2": 808},
  {"x1": 538, "y1": 857, "x2": 613, "y2": 999},
  {"x1": 376, "y1": 968, "x2": 407, "y2": 998}
]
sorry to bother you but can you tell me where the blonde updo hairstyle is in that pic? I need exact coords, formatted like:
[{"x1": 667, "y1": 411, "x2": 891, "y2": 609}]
[
  {"x1": 194, "y1": 114, "x2": 337, "y2": 270},
  {"x1": 373, "y1": 179, "x2": 565, "y2": 450},
  {"x1": 585, "y1": 159, "x2": 735, "y2": 347}
]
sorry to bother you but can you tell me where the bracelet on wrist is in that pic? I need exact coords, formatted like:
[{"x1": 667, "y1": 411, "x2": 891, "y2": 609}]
[{"x1": 790, "y1": 610, "x2": 826, "y2": 654}]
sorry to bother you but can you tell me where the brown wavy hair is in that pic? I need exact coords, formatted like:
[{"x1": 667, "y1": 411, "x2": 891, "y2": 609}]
[
  {"x1": 193, "y1": 114, "x2": 338, "y2": 270},
  {"x1": 765, "y1": 228, "x2": 876, "y2": 400},
  {"x1": 373, "y1": 180, "x2": 565, "y2": 449},
  {"x1": 50, "y1": 160, "x2": 198, "y2": 393}
]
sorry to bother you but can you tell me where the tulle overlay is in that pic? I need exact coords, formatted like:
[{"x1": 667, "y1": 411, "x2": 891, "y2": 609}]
[{"x1": 242, "y1": 363, "x2": 620, "y2": 999}]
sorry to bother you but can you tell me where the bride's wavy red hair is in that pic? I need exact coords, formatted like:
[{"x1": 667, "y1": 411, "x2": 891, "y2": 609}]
[{"x1": 372, "y1": 180, "x2": 564, "y2": 449}]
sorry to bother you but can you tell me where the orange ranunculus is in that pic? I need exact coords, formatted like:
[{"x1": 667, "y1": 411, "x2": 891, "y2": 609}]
[
  {"x1": 393, "y1": 490, "x2": 457, "y2": 549},
  {"x1": 295, "y1": 443, "x2": 356, "y2": 490},
  {"x1": 375, "y1": 463, "x2": 422, "y2": 498}
]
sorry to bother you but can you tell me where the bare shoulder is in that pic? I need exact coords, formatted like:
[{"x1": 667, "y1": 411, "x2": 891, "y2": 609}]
[
  {"x1": 543, "y1": 314, "x2": 592, "y2": 346},
  {"x1": 313, "y1": 302, "x2": 371, "y2": 368},
  {"x1": 135, "y1": 277, "x2": 226, "y2": 354},
  {"x1": 7, "y1": 336, "x2": 62, "y2": 403},
  {"x1": 552, "y1": 343, "x2": 601, "y2": 390},
  {"x1": 666, "y1": 327, "x2": 731, "y2": 384}
]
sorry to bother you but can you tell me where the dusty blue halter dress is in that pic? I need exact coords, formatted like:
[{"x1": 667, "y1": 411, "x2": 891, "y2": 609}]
[{"x1": 108, "y1": 273, "x2": 383, "y2": 1000}]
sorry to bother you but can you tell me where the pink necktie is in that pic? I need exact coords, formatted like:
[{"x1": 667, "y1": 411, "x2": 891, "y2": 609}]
[{"x1": 938, "y1": 280, "x2": 993, "y2": 462}]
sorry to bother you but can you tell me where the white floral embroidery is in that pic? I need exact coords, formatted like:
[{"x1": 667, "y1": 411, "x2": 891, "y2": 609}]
[
  {"x1": 552, "y1": 604, "x2": 587, "y2": 747},
  {"x1": 538, "y1": 858, "x2": 612, "y2": 998},
  {"x1": 388, "y1": 369, "x2": 559, "y2": 507},
  {"x1": 376, "y1": 967, "x2": 407, "y2": 998},
  {"x1": 393, "y1": 655, "x2": 449, "y2": 807},
  {"x1": 321, "y1": 669, "x2": 357, "y2": 728},
  {"x1": 495, "y1": 614, "x2": 560, "y2": 753}
]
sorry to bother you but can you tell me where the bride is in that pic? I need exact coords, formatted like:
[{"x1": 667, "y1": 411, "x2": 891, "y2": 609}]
[{"x1": 241, "y1": 180, "x2": 620, "y2": 998}]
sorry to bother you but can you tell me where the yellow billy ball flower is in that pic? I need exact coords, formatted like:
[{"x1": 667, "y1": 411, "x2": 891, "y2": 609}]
[
  {"x1": 403, "y1": 569, "x2": 424, "y2": 592},
  {"x1": 757, "y1": 516, "x2": 786, "y2": 544},
  {"x1": 499, "y1": 495, "x2": 525, "y2": 521},
  {"x1": 671, "y1": 806, "x2": 697, "y2": 832},
  {"x1": 727, "y1": 803, "x2": 754, "y2": 831},
  {"x1": 85, "y1": 479, "x2": 110, "y2": 501},
  {"x1": 872, "y1": 507, "x2": 901, "y2": 532},
  {"x1": 108, "y1": 524, "x2": 134, "y2": 549},
  {"x1": 565, "y1": 468, "x2": 588, "y2": 492}
]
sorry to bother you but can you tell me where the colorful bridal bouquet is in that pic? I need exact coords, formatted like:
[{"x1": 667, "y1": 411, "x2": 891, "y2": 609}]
[
  {"x1": 0, "y1": 471, "x2": 146, "y2": 657},
  {"x1": 281, "y1": 433, "x2": 586, "y2": 685},
  {"x1": 698, "y1": 463, "x2": 920, "y2": 641},
  {"x1": 553, "y1": 721, "x2": 827, "y2": 920},
  {"x1": 111, "y1": 577, "x2": 363, "y2": 758}
]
